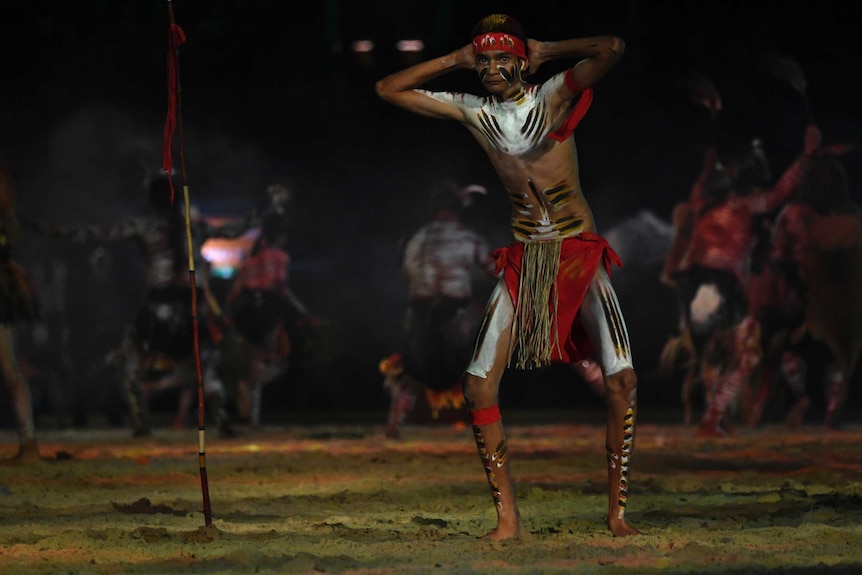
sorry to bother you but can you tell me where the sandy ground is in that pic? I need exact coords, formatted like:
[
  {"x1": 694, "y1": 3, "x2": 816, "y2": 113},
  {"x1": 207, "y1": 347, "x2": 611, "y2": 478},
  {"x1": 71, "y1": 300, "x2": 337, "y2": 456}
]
[{"x1": 1, "y1": 410, "x2": 862, "y2": 575}]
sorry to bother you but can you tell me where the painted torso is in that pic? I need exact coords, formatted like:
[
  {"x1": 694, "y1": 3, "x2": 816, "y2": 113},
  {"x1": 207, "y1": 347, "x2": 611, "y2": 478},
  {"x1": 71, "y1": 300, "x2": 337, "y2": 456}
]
[
  {"x1": 402, "y1": 219, "x2": 493, "y2": 300},
  {"x1": 421, "y1": 74, "x2": 596, "y2": 242}
]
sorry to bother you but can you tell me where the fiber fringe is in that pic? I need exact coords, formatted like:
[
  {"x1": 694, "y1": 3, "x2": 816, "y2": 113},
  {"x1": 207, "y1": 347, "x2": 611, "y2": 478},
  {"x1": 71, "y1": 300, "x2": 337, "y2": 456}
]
[{"x1": 510, "y1": 239, "x2": 562, "y2": 369}]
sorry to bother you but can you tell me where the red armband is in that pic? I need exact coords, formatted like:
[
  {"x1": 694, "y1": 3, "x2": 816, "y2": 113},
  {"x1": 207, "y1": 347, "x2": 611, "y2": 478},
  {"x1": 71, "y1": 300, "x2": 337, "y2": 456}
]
[
  {"x1": 563, "y1": 68, "x2": 583, "y2": 93},
  {"x1": 471, "y1": 405, "x2": 502, "y2": 426},
  {"x1": 548, "y1": 69, "x2": 593, "y2": 142}
]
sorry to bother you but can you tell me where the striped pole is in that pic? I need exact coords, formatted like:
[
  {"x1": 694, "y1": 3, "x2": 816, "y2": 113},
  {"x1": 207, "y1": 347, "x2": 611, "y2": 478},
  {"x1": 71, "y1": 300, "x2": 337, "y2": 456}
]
[{"x1": 162, "y1": 0, "x2": 212, "y2": 526}]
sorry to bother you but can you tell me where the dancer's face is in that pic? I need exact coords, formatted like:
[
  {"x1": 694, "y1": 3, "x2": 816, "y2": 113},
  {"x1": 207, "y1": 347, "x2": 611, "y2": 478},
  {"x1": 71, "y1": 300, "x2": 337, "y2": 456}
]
[{"x1": 475, "y1": 50, "x2": 524, "y2": 97}]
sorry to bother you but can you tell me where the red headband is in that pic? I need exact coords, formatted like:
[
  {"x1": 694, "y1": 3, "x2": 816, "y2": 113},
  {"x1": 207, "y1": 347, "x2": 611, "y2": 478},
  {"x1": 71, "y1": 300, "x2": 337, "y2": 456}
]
[{"x1": 472, "y1": 32, "x2": 527, "y2": 60}]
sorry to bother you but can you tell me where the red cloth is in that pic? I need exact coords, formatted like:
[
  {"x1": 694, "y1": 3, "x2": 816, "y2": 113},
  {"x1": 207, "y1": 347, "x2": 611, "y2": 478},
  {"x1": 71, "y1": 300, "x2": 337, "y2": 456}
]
[
  {"x1": 680, "y1": 201, "x2": 754, "y2": 285},
  {"x1": 493, "y1": 233, "x2": 622, "y2": 364},
  {"x1": 681, "y1": 150, "x2": 810, "y2": 285},
  {"x1": 548, "y1": 69, "x2": 593, "y2": 142},
  {"x1": 162, "y1": 23, "x2": 186, "y2": 204},
  {"x1": 227, "y1": 246, "x2": 289, "y2": 303}
]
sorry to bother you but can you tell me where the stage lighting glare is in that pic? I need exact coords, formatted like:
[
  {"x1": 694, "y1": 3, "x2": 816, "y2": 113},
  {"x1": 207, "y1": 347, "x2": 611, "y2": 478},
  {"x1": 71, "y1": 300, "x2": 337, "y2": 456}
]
[
  {"x1": 396, "y1": 39, "x2": 424, "y2": 52},
  {"x1": 351, "y1": 39, "x2": 375, "y2": 53}
]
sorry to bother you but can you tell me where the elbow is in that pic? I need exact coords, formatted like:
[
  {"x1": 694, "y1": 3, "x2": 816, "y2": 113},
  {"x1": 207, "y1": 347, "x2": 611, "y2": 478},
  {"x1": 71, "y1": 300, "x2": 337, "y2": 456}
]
[
  {"x1": 375, "y1": 78, "x2": 394, "y2": 102},
  {"x1": 609, "y1": 36, "x2": 625, "y2": 59},
  {"x1": 374, "y1": 79, "x2": 386, "y2": 100}
]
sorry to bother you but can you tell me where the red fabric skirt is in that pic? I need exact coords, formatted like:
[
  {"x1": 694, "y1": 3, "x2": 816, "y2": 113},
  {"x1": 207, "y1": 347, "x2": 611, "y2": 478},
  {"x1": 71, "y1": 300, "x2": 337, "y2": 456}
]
[{"x1": 493, "y1": 232, "x2": 622, "y2": 365}]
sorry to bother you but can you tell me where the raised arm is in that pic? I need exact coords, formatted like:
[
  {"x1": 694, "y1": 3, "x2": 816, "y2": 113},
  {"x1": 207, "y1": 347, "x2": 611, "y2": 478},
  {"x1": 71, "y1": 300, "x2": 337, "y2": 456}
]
[
  {"x1": 688, "y1": 147, "x2": 720, "y2": 213},
  {"x1": 375, "y1": 44, "x2": 476, "y2": 120},
  {"x1": 747, "y1": 124, "x2": 822, "y2": 214},
  {"x1": 526, "y1": 35, "x2": 625, "y2": 89},
  {"x1": 23, "y1": 215, "x2": 151, "y2": 244}
]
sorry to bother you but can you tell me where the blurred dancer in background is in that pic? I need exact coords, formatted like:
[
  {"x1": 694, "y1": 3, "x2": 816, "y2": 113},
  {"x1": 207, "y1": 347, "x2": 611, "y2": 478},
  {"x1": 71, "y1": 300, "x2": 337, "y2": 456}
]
[
  {"x1": 670, "y1": 118, "x2": 821, "y2": 437},
  {"x1": 26, "y1": 171, "x2": 232, "y2": 437},
  {"x1": 225, "y1": 213, "x2": 320, "y2": 429},
  {"x1": 0, "y1": 157, "x2": 42, "y2": 462},
  {"x1": 382, "y1": 181, "x2": 496, "y2": 439},
  {"x1": 768, "y1": 151, "x2": 862, "y2": 430}
]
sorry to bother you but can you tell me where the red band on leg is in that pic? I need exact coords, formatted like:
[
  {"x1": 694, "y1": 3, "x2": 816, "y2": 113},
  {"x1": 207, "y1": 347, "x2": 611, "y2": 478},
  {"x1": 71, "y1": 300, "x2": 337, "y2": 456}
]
[{"x1": 471, "y1": 405, "x2": 502, "y2": 426}]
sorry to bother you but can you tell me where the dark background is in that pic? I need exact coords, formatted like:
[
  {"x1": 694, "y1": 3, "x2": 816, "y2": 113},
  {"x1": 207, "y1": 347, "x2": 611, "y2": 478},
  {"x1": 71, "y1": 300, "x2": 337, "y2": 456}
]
[{"x1": 1, "y1": 1, "x2": 861, "y2": 425}]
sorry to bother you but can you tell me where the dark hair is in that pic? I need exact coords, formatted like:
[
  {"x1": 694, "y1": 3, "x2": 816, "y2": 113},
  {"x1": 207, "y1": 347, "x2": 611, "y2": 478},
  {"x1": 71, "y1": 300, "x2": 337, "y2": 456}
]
[
  {"x1": 718, "y1": 138, "x2": 772, "y2": 193},
  {"x1": 471, "y1": 14, "x2": 527, "y2": 43},
  {"x1": 427, "y1": 180, "x2": 464, "y2": 218},
  {"x1": 702, "y1": 165, "x2": 733, "y2": 205},
  {"x1": 261, "y1": 213, "x2": 288, "y2": 246}
]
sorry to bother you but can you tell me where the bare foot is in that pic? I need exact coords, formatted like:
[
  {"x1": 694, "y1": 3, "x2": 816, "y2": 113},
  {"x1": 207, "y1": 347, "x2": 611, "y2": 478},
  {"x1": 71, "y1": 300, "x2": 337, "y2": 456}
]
[
  {"x1": 785, "y1": 397, "x2": 810, "y2": 430},
  {"x1": 696, "y1": 420, "x2": 730, "y2": 438},
  {"x1": 484, "y1": 522, "x2": 529, "y2": 541},
  {"x1": 608, "y1": 518, "x2": 640, "y2": 537},
  {"x1": 1, "y1": 440, "x2": 43, "y2": 465}
]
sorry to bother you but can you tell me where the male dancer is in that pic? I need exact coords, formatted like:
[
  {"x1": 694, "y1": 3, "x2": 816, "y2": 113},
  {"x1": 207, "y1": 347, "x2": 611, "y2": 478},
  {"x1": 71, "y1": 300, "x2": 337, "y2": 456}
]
[{"x1": 377, "y1": 14, "x2": 637, "y2": 538}]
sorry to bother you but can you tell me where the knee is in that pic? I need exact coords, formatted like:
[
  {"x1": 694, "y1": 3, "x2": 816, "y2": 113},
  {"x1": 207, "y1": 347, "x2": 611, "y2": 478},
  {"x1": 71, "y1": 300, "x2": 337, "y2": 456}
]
[
  {"x1": 462, "y1": 372, "x2": 497, "y2": 409},
  {"x1": 605, "y1": 368, "x2": 638, "y2": 400}
]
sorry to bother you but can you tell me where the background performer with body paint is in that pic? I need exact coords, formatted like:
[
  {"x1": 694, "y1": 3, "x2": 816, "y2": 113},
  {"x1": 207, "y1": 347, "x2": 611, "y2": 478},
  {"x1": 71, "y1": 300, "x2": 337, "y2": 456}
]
[
  {"x1": 377, "y1": 14, "x2": 638, "y2": 539},
  {"x1": 382, "y1": 180, "x2": 497, "y2": 439}
]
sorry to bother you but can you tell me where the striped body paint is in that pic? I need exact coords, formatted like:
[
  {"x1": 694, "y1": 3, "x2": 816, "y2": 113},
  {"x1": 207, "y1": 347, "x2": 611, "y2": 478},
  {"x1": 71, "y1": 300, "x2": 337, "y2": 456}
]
[
  {"x1": 417, "y1": 63, "x2": 596, "y2": 245},
  {"x1": 510, "y1": 180, "x2": 584, "y2": 241},
  {"x1": 473, "y1": 426, "x2": 506, "y2": 510},
  {"x1": 608, "y1": 407, "x2": 635, "y2": 519},
  {"x1": 419, "y1": 77, "x2": 569, "y2": 156},
  {"x1": 598, "y1": 280, "x2": 632, "y2": 362}
]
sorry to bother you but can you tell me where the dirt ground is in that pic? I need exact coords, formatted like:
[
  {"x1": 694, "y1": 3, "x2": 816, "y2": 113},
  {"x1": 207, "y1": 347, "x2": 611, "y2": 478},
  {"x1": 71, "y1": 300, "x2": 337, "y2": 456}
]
[{"x1": 1, "y1": 410, "x2": 862, "y2": 575}]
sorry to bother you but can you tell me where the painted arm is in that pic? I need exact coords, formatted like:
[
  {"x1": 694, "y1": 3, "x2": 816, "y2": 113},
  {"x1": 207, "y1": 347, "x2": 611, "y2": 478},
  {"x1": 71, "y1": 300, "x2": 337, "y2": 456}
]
[
  {"x1": 375, "y1": 44, "x2": 476, "y2": 121},
  {"x1": 21, "y1": 213, "x2": 149, "y2": 243},
  {"x1": 748, "y1": 124, "x2": 822, "y2": 214},
  {"x1": 526, "y1": 36, "x2": 625, "y2": 90}
]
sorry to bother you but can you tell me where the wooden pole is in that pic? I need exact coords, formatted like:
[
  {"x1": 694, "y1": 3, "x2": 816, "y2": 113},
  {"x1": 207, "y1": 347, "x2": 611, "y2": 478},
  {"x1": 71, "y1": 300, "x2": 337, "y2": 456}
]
[{"x1": 163, "y1": 0, "x2": 212, "y2": 527}]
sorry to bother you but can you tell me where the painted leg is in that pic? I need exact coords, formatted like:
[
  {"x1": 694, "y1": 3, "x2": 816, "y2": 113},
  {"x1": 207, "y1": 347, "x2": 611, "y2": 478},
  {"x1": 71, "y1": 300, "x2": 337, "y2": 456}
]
[
  {"x1": 384, "y1": 375, "x2": 417, "y2": 439},
  {"x1": 116, "y1": 333, "x2": 150, "y2": 437},
  {"x1": 240, "y1": 356, "x2": 266, "y2": 429},
  {"x1": 0, "y1": 327, "x2": 40, "y2": 463},
  {"x1": 202, "y1": 358, "x2": 235, "y2": 437},
  {"x1": 249, "y1": 378, "x2": 264, "y2": 429},
  {"x1": 574, "y1": 359, "x2": 606, "y2": 399},
  {"x1": 745, "y1": 362, "x2": 772, "y2": 428},
  {"x1": 207, "y1": 390, "x2": 235, "y2": 438},
  {"x1": 470, "y1": 409, "x2": 523, "y2": 540},
  {"x1": 236, "y1": 379, "x2": 252, "y2": 422},
  {"x1": 699, "y1": 318, "x2": 760, "y2": 437},
  {"x1": 464, "y1": 373, "x2": 524, "y2": 541},
  {"x1": 781, "y1": 351, "x2": 809, "y2": 430},
  {"x1": 698, "y1": 368, "x2": 746, "y2": 437},
  {"x1": 680, "y1": 363, "x2": 699, "y2": 426},
  {"x1": 824, "y1": 363, "x2": 848, "y2": 430},
  {"x1": 173, "y1": 387, "x2": 194, "y2": 430},
  {"x1": 604, "y1": 369, "x2": 639, "y2": 536},
  {"x1": 123, "y1": 368, "x2": 151, "y2": 438}
]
